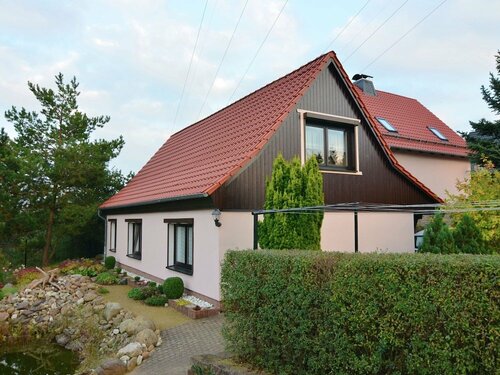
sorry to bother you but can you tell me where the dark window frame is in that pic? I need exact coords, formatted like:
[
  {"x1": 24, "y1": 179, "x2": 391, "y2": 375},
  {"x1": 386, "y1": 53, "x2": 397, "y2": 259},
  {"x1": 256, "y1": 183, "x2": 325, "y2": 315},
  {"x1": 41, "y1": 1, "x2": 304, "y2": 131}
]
[
  {"x1": 165, "y1": 218, "x2": 194, "y2": 276},
  {"x1": 305, "y1": 118, "x2": 356, "y2": 171},
  {"x1": 108, "y1": 219, "x2": 117, "y2": 252},
  {"x1": 126, "y1": 219, "x2": 142, "y2": 260}
]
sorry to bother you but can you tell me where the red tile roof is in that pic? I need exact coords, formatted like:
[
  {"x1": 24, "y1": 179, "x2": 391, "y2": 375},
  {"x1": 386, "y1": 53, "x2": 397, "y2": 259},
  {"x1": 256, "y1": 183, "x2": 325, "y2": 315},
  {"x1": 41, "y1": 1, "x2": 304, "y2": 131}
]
[
  {"x1": 355, "y1": 88, "x2": 468, "y2": 157},
  {"x1": 101, "y1": 51, "x2": 442, "y2": 209}
]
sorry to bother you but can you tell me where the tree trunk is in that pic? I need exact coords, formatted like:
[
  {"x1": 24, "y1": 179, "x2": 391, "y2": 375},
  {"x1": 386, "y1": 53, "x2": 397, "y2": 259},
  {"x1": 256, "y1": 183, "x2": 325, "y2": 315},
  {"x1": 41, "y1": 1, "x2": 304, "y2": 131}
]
[{"x1": 42, "y1": 208, "x2": 55, "y2": 267}]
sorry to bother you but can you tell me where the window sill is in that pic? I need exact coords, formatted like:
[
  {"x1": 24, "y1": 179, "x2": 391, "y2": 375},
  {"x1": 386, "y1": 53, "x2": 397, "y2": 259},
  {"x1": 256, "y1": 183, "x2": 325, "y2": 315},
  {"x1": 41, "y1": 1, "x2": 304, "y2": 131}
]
[
  {"x1": 167, "y1": 265, "x2": 193, "y2": 276},
  {"x1": 320, "y1": 169, "x2": 363, "y2": 175},
  {"x1": 127, "y1": 254, "x2": 142, "y2": 260}
]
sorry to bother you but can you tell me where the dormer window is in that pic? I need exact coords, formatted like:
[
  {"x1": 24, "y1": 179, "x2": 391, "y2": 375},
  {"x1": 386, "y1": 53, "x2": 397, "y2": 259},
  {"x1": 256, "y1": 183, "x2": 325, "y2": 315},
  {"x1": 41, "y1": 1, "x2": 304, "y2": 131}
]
[
  {"x1": 376, "y1": 117, "x2": 397, "y2": 132},
  {"x1": 428, "y1": 127, "x2": 448, "y2": 141}
]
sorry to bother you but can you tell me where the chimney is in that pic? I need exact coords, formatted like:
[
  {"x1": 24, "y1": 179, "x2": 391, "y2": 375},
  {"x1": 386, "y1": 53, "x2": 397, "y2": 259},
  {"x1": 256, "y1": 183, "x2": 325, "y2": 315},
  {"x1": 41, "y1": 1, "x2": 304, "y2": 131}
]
[{"x1": 352, "y1": 74, "x2": 376, "y2": 96}]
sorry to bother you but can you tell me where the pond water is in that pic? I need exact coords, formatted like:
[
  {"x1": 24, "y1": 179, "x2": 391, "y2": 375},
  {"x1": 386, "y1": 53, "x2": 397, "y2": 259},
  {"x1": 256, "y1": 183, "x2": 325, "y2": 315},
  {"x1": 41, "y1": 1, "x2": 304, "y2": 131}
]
[{"x1": 0, "y1": 343, "x2": 79, "y2": 375}]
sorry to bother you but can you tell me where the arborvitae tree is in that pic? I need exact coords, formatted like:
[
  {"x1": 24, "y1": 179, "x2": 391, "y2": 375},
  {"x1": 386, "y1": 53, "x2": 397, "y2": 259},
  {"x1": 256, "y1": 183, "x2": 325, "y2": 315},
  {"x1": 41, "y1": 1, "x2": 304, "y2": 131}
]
[
  {"x1": 452, "y1": 214, "x2": 488, "y2": 254},
  {"x1": 4, "y1": 74, "x2": 127, "y2": 266},
  {"x1": 461, "y1": 51, "x2": 500, "y2": 167},
  {"x1": 258, "y1": 154, "x2": 324, "y2": 250},
  {"x1": 420, "y1": 214, "x2": 456, "y2": 254}
]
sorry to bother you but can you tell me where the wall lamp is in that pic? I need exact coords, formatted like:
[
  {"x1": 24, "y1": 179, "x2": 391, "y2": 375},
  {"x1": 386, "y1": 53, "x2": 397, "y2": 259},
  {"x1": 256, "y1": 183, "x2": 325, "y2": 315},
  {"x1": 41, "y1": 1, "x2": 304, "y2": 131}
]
[{"x1": 212, "y1": 208, "x2": 222, "y2": 227}]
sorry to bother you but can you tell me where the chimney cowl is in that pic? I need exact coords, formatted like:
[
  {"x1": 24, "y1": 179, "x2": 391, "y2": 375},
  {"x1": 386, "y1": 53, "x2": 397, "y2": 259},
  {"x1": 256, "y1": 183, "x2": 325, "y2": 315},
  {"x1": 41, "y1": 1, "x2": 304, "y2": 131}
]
[{"x1": 352, "y1": 74, "x2": 376, "y2": 96}]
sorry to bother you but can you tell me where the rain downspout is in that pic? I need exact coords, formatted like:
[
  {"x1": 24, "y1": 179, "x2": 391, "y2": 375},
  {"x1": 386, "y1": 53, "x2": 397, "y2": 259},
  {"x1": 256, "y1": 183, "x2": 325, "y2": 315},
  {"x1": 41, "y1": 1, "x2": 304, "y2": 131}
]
[{"x1": 97, "y1": 209, "x2": 107, "y2": 259}]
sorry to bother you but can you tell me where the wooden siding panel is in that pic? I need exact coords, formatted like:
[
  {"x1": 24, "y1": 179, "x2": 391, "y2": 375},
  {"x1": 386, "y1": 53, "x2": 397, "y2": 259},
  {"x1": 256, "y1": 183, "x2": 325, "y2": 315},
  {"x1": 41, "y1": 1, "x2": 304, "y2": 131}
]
[{"x1": 212, "y1": 62, "x2": 434, "y2": 209}]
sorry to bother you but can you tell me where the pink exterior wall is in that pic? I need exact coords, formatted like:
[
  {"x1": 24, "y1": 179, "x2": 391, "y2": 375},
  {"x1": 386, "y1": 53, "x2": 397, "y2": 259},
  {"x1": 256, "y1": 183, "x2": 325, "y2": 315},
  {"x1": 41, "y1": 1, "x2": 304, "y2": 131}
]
[
  {"x1": 321, "y1": 212, "x2": 355, "y2": 252},
  {"x1": 218, "y1": 211, "x2": 254, "y2": 262},
  {"x1": 106, "y1": 210, "x2": 222, "y2": 301},
  {"x1": 393, "y1": 151, "x2": 470, "y2": 199},
  {"x1": 358, "y1": 212, "x2": 414, "y2": 253}
]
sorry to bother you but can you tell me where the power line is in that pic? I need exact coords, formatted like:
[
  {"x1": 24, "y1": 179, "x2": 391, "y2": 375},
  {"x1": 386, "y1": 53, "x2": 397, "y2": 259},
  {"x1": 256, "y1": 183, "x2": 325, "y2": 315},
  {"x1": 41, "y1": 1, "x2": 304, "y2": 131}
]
[
  {"x1": 343, "y1": 0, "x2": 410, "y2": 63},
  {"x1": 197, "y1": 0, "x2": 249, "y2": 120},
  {"x1": 324, "y1": 0, "x2": 372, "y2": 53},
  {"x1": 227, "y1": 0, "x2": 289, "y2": 104},
  {"x1": 362, "y1": 0, "x2": 448, "y2": 71},
  {"x1": 173, "y1": 0, "x2": 209, "y2": 127}
]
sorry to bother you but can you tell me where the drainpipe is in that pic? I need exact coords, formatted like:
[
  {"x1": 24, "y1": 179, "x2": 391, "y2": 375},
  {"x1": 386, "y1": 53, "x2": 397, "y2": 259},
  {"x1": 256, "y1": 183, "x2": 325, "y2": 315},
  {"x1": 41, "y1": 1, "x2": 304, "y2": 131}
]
[
  {"x1": 97, "y1": 209, "x2": 107, "y2": 259},
  {"x1": 252, "y1": 212, "x2": 259, "y2": 250},
  {"x1": 354, "y1": 210, "x2": 359, "y2": 253}
]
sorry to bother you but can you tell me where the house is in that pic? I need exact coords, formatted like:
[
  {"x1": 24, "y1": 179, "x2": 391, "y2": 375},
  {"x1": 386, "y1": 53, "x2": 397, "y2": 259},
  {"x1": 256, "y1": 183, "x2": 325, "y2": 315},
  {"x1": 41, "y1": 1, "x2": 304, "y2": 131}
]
[{"x1": 99, "y1": 51, "x2": 468, "y2": 304}]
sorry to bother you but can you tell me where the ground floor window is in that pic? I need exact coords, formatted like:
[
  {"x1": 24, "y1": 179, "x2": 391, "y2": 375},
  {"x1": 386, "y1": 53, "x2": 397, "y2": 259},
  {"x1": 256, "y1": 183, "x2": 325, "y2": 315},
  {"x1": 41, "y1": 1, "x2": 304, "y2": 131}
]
[
  {"x1": 165, "y1": 219, "x2": 193, "y2": 275},
  {"x1": 126, "y1": 219, "x2": 142, "y2": 259},
  {"x1": 108, "y1": 219, "x2": 117, "y2": 252}
]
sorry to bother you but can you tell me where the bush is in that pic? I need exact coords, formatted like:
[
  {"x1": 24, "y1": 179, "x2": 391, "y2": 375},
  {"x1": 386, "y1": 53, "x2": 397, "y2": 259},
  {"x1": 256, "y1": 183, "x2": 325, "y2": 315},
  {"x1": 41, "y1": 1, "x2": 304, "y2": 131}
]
[
  {"x1": 221, "y1": 250, "x2": 499, "y2": 375},
  {"x1": 95, "y1": 272, "x2": 118, "y2": 285},
  {"x1": 147, "y1": 281, "x2": 157, "y2": 288},
  {"x1": 104, "y1": 256, "x2": 116, "y2": 270},
  {"x1": 128, "y1": 287, "x2": 146, "y2": 300},
  {"x1": 116, "y1": 267, "x2": 122, "y2": 274},
  {"x1": 14, "y1": 267, "x2": 43, "y2": 286},
  {"x1": 134, "y1": 276, "x2": 140, "y2": 282},
  {"x1": 144, "y1": 295, "x2": 168, "y2": 306},
  {"x1": 162, "y1": 277, "x2": 184, "y2": 299},
  {"x1": 420, "y1": 214, "x2": 456, "y2": 253},
  {"x1": 453, "y1": 214, "x2": 489, "y2": 254}
]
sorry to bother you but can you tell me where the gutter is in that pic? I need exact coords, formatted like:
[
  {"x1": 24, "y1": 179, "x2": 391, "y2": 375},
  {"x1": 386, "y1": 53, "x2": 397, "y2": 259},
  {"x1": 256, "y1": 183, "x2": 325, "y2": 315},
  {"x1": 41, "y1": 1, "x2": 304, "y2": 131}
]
[{"x1": 99, "y1": 193, "x2": 209, "y2": 211}]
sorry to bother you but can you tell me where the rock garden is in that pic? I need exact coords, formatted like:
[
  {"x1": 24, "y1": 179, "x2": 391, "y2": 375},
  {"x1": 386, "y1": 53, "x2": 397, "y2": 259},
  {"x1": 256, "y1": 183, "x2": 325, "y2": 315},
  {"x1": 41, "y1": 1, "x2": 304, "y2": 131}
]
[{"x1": 0, "y1": 256, "x2": 162, "y2": 374}]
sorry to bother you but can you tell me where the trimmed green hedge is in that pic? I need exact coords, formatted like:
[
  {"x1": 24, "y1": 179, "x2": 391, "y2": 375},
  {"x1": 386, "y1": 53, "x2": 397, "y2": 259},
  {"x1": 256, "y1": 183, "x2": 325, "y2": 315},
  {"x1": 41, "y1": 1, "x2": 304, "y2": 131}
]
[{"x1": 221, "y1": 250, "x2": 499, "y2": 374}]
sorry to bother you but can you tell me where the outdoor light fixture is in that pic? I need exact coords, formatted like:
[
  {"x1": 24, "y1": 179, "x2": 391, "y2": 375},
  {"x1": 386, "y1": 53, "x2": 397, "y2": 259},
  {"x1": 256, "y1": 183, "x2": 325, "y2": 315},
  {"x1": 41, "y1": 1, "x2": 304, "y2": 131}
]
[{"x1": 212, "y1": 208, "x2": 222, "y2": 227}]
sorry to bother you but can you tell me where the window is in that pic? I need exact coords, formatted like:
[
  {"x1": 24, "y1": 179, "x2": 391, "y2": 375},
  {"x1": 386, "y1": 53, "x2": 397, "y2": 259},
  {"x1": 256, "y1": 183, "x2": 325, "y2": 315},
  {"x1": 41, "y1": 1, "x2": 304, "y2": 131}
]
[
  {"x1": 108, "y1": 219, "x2": 117, "y2": 252},
  {"x1": 165, "y1": 219, "x2": 193, "y2": 275},
  {"x1": 305, "y1": 118, "x2": 356, "y2": 170},
  {"x1": 428, "y1": 127, "x2": 448, "y2": 141},
  {"x1": 376, "y1": 117, "x2": 397, "y2": 132},
  {"x1": 126, "y1": 219, "x2": 142, "y2": 259}
]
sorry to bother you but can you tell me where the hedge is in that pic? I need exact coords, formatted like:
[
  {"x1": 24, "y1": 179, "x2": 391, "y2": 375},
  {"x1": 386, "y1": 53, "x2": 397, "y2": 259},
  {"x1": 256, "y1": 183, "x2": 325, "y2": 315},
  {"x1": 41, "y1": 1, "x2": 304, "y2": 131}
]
[{"x1": 221, "y1": 250, "x2": 499, "y2": 375}]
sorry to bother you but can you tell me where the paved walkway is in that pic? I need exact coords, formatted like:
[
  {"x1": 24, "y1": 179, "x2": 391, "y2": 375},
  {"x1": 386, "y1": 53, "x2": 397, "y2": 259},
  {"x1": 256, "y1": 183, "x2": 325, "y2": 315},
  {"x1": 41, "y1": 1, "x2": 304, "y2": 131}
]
[{"x1": 132, "y1": 314, "x2": 225, "y2": 375}]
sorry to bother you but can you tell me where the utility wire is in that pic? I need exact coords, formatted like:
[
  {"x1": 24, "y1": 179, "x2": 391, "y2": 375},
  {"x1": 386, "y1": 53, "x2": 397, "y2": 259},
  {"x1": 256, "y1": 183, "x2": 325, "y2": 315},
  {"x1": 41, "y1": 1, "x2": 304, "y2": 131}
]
[
  {"x1": 173, "y1": 0, "x2": 209, "y2": 127},
  {"x1": 197, "y1": 0, "x2": 249, "y2": 120},
  {"x1": 324, "y1": 0, "x2": 372, "y2": 53},
  {"x1": 362, "y1": 0, "x2": 448, "y2": 71},
  {"x1": 228, "y1": 0, "x2": 289, "y2": 104},
  {"x1": 343, "y1": 0, "x2": 410, "y2": 63}
]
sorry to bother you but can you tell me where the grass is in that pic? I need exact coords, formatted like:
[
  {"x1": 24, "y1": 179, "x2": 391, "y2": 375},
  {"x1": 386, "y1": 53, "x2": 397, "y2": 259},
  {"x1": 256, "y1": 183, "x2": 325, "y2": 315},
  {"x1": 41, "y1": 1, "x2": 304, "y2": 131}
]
[{"x1": 102, "y1": 285, "x2": 190, "y2": 330}]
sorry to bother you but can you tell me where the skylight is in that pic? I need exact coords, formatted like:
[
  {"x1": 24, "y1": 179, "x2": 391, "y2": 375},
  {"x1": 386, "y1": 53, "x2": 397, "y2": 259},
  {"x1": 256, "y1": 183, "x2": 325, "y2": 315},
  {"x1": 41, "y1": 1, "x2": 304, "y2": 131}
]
[
  {"x1": 376, "y1": 117, "x2": 397, "y2": 132},
  {"x1": 428, "y1": 127, "x2": 448, "y2": 141}
]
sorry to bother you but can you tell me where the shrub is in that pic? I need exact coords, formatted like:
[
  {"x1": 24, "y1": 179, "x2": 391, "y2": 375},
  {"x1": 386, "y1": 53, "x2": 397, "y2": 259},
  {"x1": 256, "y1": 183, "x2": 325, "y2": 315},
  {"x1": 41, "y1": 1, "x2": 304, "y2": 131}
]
[
  {"x1": 115, "y1": 267, "x2": 122, "y2": 274},
  {"x1": 104, "y1": 256, "x2": 116, "y2": 270},
  {"x1": 147, "y1": 281, "x2": 157, "y2": 288},
  {"x1": 453, "y1": 214, "x2": 489, "y2": 254},
  {"x1": 221, "y1": 250, "x2": 499, "y2": 375},
  {"x1": 14, "y1": 267, "x2": 43, "y2": 286},
  {"x1": 144, "y1": 295, "x2": 168, "y2": 306},
  {"x1": 128, "y1": 287, "x2": 146, "y2": 300},
  {"x1": 162, "y1": 277, "x2": 184, "y2": 299},
  {"x1": 420, "y1": 214, "x2": 456, "y2": 253},
  {"x1": 95, "y1": 272, "x2": 118, "y2": 285},
  {"x1": 134, "y1": 276, "x2": 141, "y2": 282}
]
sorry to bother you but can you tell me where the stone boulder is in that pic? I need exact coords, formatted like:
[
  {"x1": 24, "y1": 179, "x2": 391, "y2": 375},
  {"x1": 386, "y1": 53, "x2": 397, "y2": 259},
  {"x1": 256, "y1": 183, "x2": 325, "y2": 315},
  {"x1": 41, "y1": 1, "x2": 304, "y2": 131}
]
[
  {"x1": 135, "y1": 328, "x2": 157, "y2": 347},
  {"x1": 116, "y1": 342, "x2": 142, "y2": 358},
  {"x1": 95, "y1": 358, "x2": 127, "y2": 375},
  {"x1": 119, "y1": 318, "x2": 156, "y2": 336},
  {"x1": 103, "y1": 302, "x2": 122, "y2": 321}
]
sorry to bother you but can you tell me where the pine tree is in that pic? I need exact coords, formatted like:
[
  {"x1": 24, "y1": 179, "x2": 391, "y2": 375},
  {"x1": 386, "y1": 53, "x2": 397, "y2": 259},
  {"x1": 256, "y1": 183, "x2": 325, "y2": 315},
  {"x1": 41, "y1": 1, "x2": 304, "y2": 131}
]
[
  {"x1": 420, "y1": 214, "x2": 456, "y2": 254},
  {"x1": 258, "y1": 155, "x2": 324, "y2": 250},
  {"x1": 461, "y1": 51, "x2": 500, "y2": 167},
  {"x1": 4, "y1": 73, "x2": 127, "y2": 265},
  {"x1": 452, "y1": 214, "x2": 488, "y2": 254}
]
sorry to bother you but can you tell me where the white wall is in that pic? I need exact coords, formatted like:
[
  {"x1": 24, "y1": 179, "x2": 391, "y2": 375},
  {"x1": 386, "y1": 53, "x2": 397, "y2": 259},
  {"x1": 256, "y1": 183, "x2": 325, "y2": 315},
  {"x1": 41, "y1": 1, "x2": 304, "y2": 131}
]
[
  {"x1": 321, "y1": 212, "x2": 355, "y2": 252},
  {"x1": 358, "y1": 212, "x2": 414, "y2": 253},
  {"x1": 394, "y1": 151, "x2": 470, "y2": 199},
  {"x1": 106, "y1": 210, "x2": 221, "y2": 301},
  {"x1": 218, "y1": 211, "x2": 254, "y2": 262}
]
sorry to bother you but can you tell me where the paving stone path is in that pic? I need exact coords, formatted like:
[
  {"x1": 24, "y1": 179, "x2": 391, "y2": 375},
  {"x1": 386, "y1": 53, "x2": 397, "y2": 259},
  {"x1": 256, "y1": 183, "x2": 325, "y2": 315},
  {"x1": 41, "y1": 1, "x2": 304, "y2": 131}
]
[{"x1": 132, "y1": 314, "x2": 225, "y2": 375}]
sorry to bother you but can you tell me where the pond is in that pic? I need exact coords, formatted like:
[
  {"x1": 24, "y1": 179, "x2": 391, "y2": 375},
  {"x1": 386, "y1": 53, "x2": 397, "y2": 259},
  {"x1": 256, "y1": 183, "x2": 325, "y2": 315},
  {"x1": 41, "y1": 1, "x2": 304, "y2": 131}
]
[{"x1": 0, "y1": 342, "x2": 79, "y2": 375}]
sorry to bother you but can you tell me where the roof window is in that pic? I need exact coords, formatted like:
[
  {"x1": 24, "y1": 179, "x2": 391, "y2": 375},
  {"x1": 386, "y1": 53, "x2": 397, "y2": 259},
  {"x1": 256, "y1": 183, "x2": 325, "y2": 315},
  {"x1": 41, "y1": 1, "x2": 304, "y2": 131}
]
[
  {"x1": 376, "y1": 117, "x2": 397, "y2": 132},
  {"x1": 428, "y1": 127, "x2": 448, "y2": 141}
]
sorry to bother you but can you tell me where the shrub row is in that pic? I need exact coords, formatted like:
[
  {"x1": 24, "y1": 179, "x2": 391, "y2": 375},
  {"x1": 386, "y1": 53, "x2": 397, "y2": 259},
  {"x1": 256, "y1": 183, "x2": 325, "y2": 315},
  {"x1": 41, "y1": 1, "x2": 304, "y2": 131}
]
[{"x1": 221, "y1": 250, "x2": 499, "y2": 375}]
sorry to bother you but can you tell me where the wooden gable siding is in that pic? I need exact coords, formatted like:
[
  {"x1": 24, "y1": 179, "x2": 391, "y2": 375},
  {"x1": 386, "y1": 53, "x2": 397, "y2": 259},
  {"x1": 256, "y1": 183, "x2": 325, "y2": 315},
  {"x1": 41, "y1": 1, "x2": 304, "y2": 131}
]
[{"x1": 212, "y1": 62, "x2": 434, "y2": 210}]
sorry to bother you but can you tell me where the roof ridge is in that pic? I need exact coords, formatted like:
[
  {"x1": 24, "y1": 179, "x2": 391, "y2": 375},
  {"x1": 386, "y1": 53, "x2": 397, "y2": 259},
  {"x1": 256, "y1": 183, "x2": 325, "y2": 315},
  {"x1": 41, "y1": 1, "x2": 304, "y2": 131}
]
[{"x1": 170, "y1": 51, "x2": 332, "y2": 139}]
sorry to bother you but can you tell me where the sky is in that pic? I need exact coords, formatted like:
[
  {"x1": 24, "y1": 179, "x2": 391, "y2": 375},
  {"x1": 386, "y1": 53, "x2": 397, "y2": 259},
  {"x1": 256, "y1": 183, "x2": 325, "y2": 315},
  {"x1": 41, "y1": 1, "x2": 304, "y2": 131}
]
[{"x1": 1, "y1": 0, "x2": 498, "y2": 175}]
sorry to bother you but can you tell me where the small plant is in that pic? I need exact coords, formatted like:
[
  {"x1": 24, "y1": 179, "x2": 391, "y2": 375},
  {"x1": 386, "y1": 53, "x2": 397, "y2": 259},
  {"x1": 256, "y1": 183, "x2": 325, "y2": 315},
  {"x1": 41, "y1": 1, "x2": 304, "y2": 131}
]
[
  {"x1": 134, "y1": 276, "x2": 141, "y2": 282},
  {"x1": 147, "y1": 281, "x2": 157, "y2": 288},
  {"x1": 163, "y1": 277, "x2": 184, "y2": 299},
  {"x1": 128, "y1": 287, "x2": 146, "y2": 300},
  {"x1": 0, "y1": 290, "x2": 4, "y2": 300},
  {"x1": 175, "y1": 298, "x2": 191, "y2": 306},
  {"x1": 104, "y1": 256, "x2": 116, "y2": 270},
  {"x1": 115, "y1": 267, "x2": 122, "y2": 274},
  {"x1": 95, "y1": 272, "x2": 119, "y2": 285},
  {"x1": 97, "y1": 287, "x2": 109, "y2": 294},
  {"x1": 14, "y1": 267, "x2": 43, "y2": 286},
  {"x1": 144, "y1": 295, "x2": 168, "y2": 306}
]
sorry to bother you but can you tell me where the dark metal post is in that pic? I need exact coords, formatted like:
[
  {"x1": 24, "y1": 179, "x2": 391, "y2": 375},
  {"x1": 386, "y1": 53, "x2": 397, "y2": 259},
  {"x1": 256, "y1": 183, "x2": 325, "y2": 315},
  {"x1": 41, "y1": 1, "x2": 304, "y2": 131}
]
[
  {"x1": 252, "y1": 212, "x2": 259, "y2": 250},
  {"x1": 354, "y1": 210, "x2": 359, "y2": 253}
]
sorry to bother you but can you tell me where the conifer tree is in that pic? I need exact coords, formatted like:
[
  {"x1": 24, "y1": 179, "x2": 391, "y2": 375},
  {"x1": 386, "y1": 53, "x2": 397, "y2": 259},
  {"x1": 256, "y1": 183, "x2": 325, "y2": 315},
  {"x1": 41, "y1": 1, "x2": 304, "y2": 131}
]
[
  {"x1": 420, "y1": 214, "x2": 456, "y2": 254},
  {"x1": 258, "y1": 154, "x2": 324, "y2": 250},
  {"x1": 452, "y1": 214, "x2": 488, "y2": 254}
]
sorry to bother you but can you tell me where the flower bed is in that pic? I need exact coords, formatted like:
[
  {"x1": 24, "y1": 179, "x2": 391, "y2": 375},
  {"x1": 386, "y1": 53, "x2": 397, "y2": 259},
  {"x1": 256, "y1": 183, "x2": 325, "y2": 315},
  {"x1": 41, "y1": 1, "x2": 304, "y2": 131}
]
[{"x1": 168, "y1": 295, "x2": 219, "y2": 319}]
